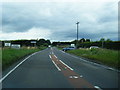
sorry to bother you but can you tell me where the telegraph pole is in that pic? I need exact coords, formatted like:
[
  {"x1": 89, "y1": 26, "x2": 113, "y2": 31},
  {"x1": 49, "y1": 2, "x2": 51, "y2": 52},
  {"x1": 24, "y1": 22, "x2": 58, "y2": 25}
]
[
  {"x1": 76, "y1": 22, "x2": 79, "y2": 48},
  {"x1": 102, "y1": 40, "x2": 104, "y2": 48}
]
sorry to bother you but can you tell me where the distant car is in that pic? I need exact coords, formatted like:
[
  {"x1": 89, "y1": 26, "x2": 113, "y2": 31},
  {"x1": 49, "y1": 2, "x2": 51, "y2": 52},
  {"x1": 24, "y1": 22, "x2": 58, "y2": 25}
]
[
  {"x1": 48, "y1": 45, "x2": 51, "y2": 48},
  {"x1": 90, "y1": 46, "x2": 99, "y2": 49},
  {"x1": 62, "y1": 47, "x2": 76, "y2": 51}
]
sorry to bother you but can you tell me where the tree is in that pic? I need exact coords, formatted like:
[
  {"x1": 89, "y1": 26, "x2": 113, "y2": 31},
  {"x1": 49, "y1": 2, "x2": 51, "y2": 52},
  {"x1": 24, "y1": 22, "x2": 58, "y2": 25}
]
[
  {"x1": 52, "y1": 42, "x2": 58, "y2": 46},
  {"x1": 79, "y1": 38, "x2": 85, "y2": 43},
  {"x1": 71, "y1": 40, "x2": 77, "y2": 44},
  {"x1": 106, "y1": 39, "x2": 112, "y2": 42},
  {"x1": 37, "y1": 39, "x2": 46, "y2": 46},
  {"x1": 86, "y1": 39, "x2": 90, "y2": 42},
  {"x1": 46, "y1": 40, "x2": 51, "y2": 45},
  {"x1": 100, "y1": 38, "x2": 105, "y2": 48},
  {"x1": 43, "y1": 43, "x2": 48, "y2": 47},
  {"x1": 100, "y1": 38, "x2": 105, "y2": 42}
]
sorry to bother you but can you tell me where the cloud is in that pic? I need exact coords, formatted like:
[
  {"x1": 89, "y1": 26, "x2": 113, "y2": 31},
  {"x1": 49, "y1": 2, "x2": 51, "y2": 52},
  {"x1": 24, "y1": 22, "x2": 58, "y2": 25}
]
[
  {"x1": 0, "y1": 27, "x2": 51, "y2": 40},
  {"x1": 1, "y1": 1, "x2": 118, "y2": 41}
]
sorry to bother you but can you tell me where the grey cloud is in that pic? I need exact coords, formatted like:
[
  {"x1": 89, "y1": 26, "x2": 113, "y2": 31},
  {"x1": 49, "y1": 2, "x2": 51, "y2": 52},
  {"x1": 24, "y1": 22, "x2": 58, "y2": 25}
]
[
  {"x1": 98, "y1": 10, "x2": 117, "y2": 23},
  {"x1": 2, "y1": 2, "x2": 118, "y2": 41},
  {"x1": 99, "y1": 15, "x2": 117, "y2": 23},
  {"x1": 51, "y1": 29, "x2": 96, "y2": 41}
]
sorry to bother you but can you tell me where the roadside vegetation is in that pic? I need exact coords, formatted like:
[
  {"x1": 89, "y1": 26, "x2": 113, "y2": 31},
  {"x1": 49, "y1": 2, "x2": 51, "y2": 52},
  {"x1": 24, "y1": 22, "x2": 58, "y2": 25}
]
[
  {"x1": 57, "y1": 45, "x2": 70, "y2": 50},
  {"x1": 67, "y1": 48, "x2": 119, "y2": 69},
  {"x1": 2, "y1": 46, "x2": 47, "y2": 70}
]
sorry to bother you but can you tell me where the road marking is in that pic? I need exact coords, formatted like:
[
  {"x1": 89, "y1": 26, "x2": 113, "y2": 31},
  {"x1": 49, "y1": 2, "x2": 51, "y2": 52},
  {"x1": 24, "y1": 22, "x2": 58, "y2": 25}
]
[
  {"x1": 80, "y1": 75, "x2": 83, "y2": 77},
  {"x1": 51, "y1": 60, "x2": 61, "y2": 71},
  {"x1": 73, "y1": 76, "x2": 78, "y2": 79},
  {"x1": 49, "y1": 55, "x2": 52, "y2": 59},
  {"x1": 59, "y1": 60, "x2": 74, "y2": 71},
  {"x1": 94, "y1": 86, "x2": 102, "y2": 90},
  {"x1": 65, "y1": 67, "x2": 67, "y2": 69},
  {"x1": 49, "y1": 55, "x2": 61, "y2": 71},
  {"x1": 69, "y1": 76, "x2": 78, "y2": 79},
  {"x1": 50, "y1": 49, "x2": 94, "y2": 88},
  {"x1": 0, "y1": 51, "x2": 39, "y2": 83},
  {"x1": 60, "y1": 50, "x2": 65, "y2": 53},
  {"x1": 54, "y1": 55, "x2": 57, "y2": 59},
  {"x1": 52, "y1": 52, "x2": 54, "y2": 54},
  {"x1": 62, "y1": 51, "x2": 65, "y2": 53},
  {"x1": 69, "y1": 76, "x2": 73, "y2": 78}
]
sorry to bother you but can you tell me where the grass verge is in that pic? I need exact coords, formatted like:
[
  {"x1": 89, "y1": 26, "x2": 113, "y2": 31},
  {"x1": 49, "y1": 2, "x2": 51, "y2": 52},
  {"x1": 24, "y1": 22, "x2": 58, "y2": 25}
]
[
  {"x1": 67, "y1": 48, "x2": 119, "y2": 69},
  {"x1": 2, "y1": 47, "x2": 46, "y2": 70}
]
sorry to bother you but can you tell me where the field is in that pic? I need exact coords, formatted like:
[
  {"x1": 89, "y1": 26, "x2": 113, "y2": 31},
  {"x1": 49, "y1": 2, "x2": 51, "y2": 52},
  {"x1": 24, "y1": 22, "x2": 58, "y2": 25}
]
[
  {"x1": 67, "y1": 48, "x2": 119, "y2": 69},
  {"x1": 2, "y1": 46, "x2": 46, "y2": 70}
]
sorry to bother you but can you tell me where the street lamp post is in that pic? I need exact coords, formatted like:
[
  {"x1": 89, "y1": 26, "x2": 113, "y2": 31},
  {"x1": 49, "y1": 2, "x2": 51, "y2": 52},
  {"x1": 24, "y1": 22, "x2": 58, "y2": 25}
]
[{"x1": 76, "y1": 22, "x2": 79, "y2": 48}]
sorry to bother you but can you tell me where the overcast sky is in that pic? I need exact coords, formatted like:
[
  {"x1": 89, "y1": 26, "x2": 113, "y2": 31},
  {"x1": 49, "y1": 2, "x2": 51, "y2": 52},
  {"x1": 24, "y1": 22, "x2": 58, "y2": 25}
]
[{"x1": 0, "y1": 0, "x2": 119, "y2": 42}]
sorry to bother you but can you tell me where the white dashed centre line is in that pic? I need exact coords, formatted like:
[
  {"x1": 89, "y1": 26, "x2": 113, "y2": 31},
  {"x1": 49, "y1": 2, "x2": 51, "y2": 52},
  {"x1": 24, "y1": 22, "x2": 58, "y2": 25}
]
[
  {"x1": 49, "y1": 55, "x2": 61, "y2": 71},
  {"x1": 52, "y1": 60, "x2": 61, "y2": 71}
]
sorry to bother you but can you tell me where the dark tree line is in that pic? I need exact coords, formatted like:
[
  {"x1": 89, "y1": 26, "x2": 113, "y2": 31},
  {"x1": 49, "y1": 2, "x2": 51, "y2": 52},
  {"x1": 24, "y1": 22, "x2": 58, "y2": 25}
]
[
  {"x1": 2, "y1": 39, "x2": 51, "y2": 47},
  {"x1": 52, "y1": 38, "x2": 120, "y2": 50},
  {"x1": 52, "y1": 38, "x2": 91, "y2": 46},
  {"x1": 2, "y1": 38, "x2": 120, "y2": 50}
]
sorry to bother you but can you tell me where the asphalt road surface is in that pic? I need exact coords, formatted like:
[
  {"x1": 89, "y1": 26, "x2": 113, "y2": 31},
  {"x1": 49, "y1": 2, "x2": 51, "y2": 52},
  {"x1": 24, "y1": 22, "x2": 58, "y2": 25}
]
[{"x1": 1, "y1": 47, "x2": 119, "y2": 89}]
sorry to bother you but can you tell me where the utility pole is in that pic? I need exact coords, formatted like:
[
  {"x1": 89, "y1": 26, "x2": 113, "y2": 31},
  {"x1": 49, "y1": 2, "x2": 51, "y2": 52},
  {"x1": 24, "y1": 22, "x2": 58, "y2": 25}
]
[
  {"x1": 101, "y1": 38, "x2": 104, "y2": 48},
  {"x1": 102, "y1": 40, "x2": 104, "y2": 48},
  {"x1": 76, "y1": 22, "x2": 79, "y2": 48}
]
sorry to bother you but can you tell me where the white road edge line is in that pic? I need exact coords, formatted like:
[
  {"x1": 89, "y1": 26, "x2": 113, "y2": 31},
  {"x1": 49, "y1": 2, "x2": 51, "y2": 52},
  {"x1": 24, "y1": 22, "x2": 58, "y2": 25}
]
[
  {"x1": 0, "y1": 52, "x2": 37, "y2": 83},
  {"x1": 59, "y1": 60, "x2": 74, "y2": 71},
  {"x1": 49, "y1": 55, "x2": 61, "y2": 71}
]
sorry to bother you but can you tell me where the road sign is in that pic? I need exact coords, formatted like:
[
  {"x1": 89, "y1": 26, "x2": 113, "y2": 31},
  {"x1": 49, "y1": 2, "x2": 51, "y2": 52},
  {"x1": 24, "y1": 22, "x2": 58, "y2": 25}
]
[
  {"x1": 71, "y1": 44, "x2": 75, "y2": 47},
  {"x1": 5, "y1": 43, "x2": 11, "y2": 47},
  {"x1": 11, "y1": 44, "x2": 21, "y2": 49},
  {"x1": 31, "y1": 41, "x2": 36, "y2": 43}
]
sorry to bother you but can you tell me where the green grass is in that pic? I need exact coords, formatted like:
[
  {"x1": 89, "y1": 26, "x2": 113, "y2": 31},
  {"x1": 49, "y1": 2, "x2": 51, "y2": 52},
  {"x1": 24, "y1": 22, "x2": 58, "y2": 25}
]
[
  {"x1": 57, "y1": 47, "x2": 63, "y2": 50},
  {"x1": 2, "y1": 47, "x2": 46, "y2": 70},
  {"x1": 67, "y1": 48, "x2": 119, "y2": 69},
  {"x1": 57, "y1": 45, "x2": 70, "y2": 50}
]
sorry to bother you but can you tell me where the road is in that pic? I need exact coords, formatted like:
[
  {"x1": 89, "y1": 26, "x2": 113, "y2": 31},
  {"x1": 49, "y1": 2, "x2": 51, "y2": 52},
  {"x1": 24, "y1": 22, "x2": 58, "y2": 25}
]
[{"x1": 1, "y1": 47, "x2": 119, "y2": 89}]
